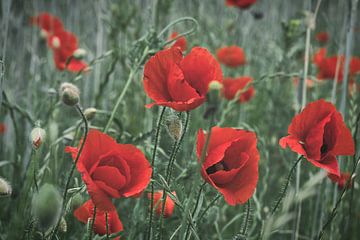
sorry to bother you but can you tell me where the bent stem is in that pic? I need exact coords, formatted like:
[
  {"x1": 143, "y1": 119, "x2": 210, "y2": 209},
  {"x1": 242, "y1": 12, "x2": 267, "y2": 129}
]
[
  {"x1": 50, "y1": 105, "x2": 89, "y2": 239},
  {"x1": 146, "y1": 107, "x2": 167, "y2": 240},
  {"x1": 103, "y1": 46, "x2": 149, "y2": 133},
  {"x1": 159, "y1": 112, "x2": 190, "y2": 239},
  {"x1": 271, "y1": 156, "x2": 303, "y2": 215}
]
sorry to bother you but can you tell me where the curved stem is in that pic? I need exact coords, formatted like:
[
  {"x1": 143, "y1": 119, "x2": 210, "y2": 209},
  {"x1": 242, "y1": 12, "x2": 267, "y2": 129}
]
[
  {"x1": 103, "y1": 47, "x2": 149, "y2": 133},
  {"x1": 271, "y1": 156, "x2": 303, "y2": 215},
  {"x1": 198, "y1": 194, "x2": 221, "y2": 221},
  {"x1": 146, "y1": 107, "x2": 166, "y2": 240},
  {"x1": 159, "y1": 17, "x2": 198, "y2": 44},
  {"x1": 50, "y1": 104, "x2": 89, "y2": 239}
]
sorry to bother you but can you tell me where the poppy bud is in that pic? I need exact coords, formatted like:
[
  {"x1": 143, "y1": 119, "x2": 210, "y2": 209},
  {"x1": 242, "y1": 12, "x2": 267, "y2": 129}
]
[
  {"x1": 59, "y1": 82, "x2": 80, "y2": 106},
  {"x1": 208, "y1": 80, "x2": 223, "y2": 91},
  {"x1": 0, "y1": 177, "x2": 12, "y2": 197},
  {"x1": 59, "y1": 217, "x2": 67, "y2": 233},
  {"x1": 73, "y1": 48, "x2": 87, "y2": 60},
  {"x1": 84, "y1": 107, "x2": 97, "y2": 120},
  {"x1": 30, "y1": 127, "x2": 46, "y2": 149},
  {"x1": 51, "y1": 36, "x2": 61, "y2": 49},
  {"x1": 165, "y1": 114, "x2": 183, "y2": 142},
  {"x1": 40, "y1": 29, "x2": 48, "y2": 39},
  {"x1": 32, "y1": 183, "x2": 62, "y2": 231}
]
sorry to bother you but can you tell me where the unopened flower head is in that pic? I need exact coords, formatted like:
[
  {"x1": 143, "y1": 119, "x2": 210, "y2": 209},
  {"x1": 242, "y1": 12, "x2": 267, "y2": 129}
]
[
  {"x1": 84, "y1": 107, "x2": 97, "y2": 120},
  {"x1": 165, "y1": 114, "x2": 183, "y2": 142},
  {"x1": 59, "y1": 82, "x2": 80, "y2": 106},
  {"x1": 30, "y1": 127, "x2": 46, "y2": 149},
  {"x1": 0, "y1": 178, "x2": 12, "y2": 197}
]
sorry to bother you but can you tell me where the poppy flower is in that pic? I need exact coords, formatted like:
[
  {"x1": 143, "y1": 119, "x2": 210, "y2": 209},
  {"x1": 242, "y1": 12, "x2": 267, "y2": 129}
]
[
  {"x1": 197, "y1": 127, "x2": 259, "y2": 205},
  {"x1": 222, "y1": 76, "x2": 255, "y2": 103},
  {"x1": 168, "y1": 32, "x2": 187, "y2": 52},
  {"x1": 315, "y1": 32, "x2": 329, "y2": 43},
  {"x1": 0, "y1": 123, "x2": 5, "y2": 134},
  {"x1": 226, "y1": 0, "x2": 257, "y2": 9},
  {"x1": 313, "y1": 48, "x2": 327, "y2": 66},
  {"x1": 216, "y1": 45, "x2": 246, "y2": 68},
  {"x1": 279, "y1": 99, "x2": 355, "y2": 176},
  {"x1": 74, "y1": 200, "x2": 123, "y2": 239},
  {"x1": 293, "y1": 77, "x2": 314, "y2": 89},
  {"x1": 48, "y1": 30, "x2": 88, "y2": 72},
  {"x1": 327, "y1": 172, "x2": 352, "y2": 189},
  {"x1": 147, "y1": 191, "x2": 176, "y2": 218},
  {"x1": 30, "y1": 12, "x2": 64, "y2": 37},
  {"x1": 65, "y1": 129, "x2": 152, "y2": 211},
  {"x1": 143, "y1": 47, "x2": 222, "y2": 112}
]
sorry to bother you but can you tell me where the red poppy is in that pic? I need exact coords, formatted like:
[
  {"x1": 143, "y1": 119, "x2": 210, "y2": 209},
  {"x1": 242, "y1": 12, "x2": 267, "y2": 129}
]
[
  {"x1": 143, "y1": 47, "x2": 222, "y2": 111},
  {"x1": 74, "y1": 200, "x2": 123, "y2": 239},
  {"x1": 197, "y1": 127, "x2": 259, "y2": 205},
  {"x1": 147, "y1": 191, "x2": 176, "y2": 218},
  {"x1": 327, "y1": 172, "x2": 352, "y2": 189},
  {"x1": 48, "y1": 30, "x2": 88, "y2": 72},
  {"x1": 30, "y1": 12, "x2": 64, "y2": 37},
  {"x1": 226, "y1": 0, "x2": 257, "y2": 9},
  {"x1": 0, "y1": 123, "x2": 5, "y2": 134},
  {"x1": 279, "y1": 99, "x2": 355, "y2": 176},
  {"x1": 222, "y1": 76, "x2": 255, "y2": 103},
  {"x1": 313, "y1": 49, "x2": 360, "y2": 82},
  {"x1": 216, "y1": 45, "x2": 246, "y2": 68},
  {"x1": 293, "y1": 77, "x2": 314, "y2": 89},
  {"x1": 65, "y1": 129, "x2": 152, "y2": 211},
  {"x1": 168, "y1": 32, "x2": 187, "y2": 52},
  {"x1": 315, "y1": 32, "x2": 329, "y2": 43}
]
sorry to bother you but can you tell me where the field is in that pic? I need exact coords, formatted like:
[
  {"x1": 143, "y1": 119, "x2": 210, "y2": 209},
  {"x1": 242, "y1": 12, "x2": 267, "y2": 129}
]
[{"x1": 1, "y1": 0, "x2": 360, "y2": 239}]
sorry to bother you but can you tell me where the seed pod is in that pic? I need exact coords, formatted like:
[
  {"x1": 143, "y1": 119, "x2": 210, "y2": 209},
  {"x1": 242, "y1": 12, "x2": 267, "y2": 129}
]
[
  {"x1": 208, "y1": 80, "x2": 223, "y2": 91},
  {"x1": 30, "y1": 127, "x2": 46, "y2": 149},
  {"x1": 59, "y1": 82, "x2": 80, "y2": 106},
  {"x1": 32, "y1": 184, "x2": 62, "y2": 231},
  {"x1": 0, "y1": 177, "x2": 12, "y2": 197},
  {"x1": 73, "y1": 48, "x2": 87, "y2": 59},
  {"x1": 51, "y1": 36, "x2": 61, "y2": 49},
  {"x1": 84, "y1": 107, "x2": 97, "y2": 120}
]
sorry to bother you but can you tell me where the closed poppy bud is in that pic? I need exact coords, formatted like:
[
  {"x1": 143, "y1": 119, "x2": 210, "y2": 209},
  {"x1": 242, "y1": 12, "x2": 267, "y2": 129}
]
[
  {"x1": 59, "y1": 82, "x2": 80, "y2": 106},
  {"x1": 30, "y1": 127, "x2": 46, "y2": 149},
  {"x1": 209, "y1": 80, "x2": 223, "y2": 91},
  {"x1": 73, "y1": 48, "x2": 87, "y2": 59},
  {"x1": 280, "y1": 100, "x2": 355, "y2": 176},
  {"x1": 0, "y1": 177, "x2": 12, "y2": 197},
  {"x1": 59, "y1": 217, "x2": 67, "y2": 233},
  {"x1": 147, "y1": 191, "x2": 176, "y2": 218},
  {"x1": 197, "y1": 127, "x2": 260, "y2": 205},
  {"x1": 32, "y1": 184, "x2": 62, "y2": 231},
  {"x1": 84, "y1": 107, "x2": 97, "y2": 120},
  {"x1": 165, "y1": 114, "x2": 183, "y2": 142}
]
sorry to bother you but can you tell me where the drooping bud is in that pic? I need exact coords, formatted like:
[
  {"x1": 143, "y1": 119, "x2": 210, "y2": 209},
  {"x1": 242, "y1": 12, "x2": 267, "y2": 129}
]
[
  {"x1": 30, "y1": 127, "x2": 46, "y2": 149},
  {"x1": 32, "y1": 183, "x2": 62, "y2": 231},
  {"x1": 59, "y1": 82, "x2": 80, "y2": 106},
  {"x1": 208, "y1": 80, "x2": 223, "y2": 92},
  {"x1": 84, "y1": 107, "x2": 97, "y2": 120},
  {"x1": 59, "y1": 217, "x2": 67, "y2": 233},
  {"x1": 51, "y1": 36, "x2": 61, "y2": 49},
  {"x1": 0, "y1": 177, "x2": 12, "y2": 197},
  {"x1": 73, "y1": 48, "x2": 87, "y2": 59},
  {"x1": 165, "y1": 114, "x2": 183, "y2": 142}
]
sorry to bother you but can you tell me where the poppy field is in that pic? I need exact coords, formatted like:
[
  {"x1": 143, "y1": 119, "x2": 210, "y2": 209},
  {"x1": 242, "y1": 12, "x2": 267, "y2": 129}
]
[{"x1": 1, "y1": 0, "x2": 360, "y2": 239}]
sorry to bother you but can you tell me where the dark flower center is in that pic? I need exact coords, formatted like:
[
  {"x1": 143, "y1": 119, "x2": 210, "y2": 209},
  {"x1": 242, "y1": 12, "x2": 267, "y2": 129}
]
[
  {"x1": 206, "y1": 161, "x2": 229, "y2": 175},
  {"x1": 320, "y1": 144, "x2": 328, "y2": 154}
]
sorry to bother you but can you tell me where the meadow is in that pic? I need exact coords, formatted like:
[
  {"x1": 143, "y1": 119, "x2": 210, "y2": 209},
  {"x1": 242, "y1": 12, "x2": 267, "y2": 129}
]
[{"x1": 1, "y1": 0, "x2": 360, "y2": 239}]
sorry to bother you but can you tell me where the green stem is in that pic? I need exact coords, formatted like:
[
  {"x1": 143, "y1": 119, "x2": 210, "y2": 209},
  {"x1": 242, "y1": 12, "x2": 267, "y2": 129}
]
[
  {"x1": 198, "y1": 194, "x2": 221, "y2": 221},
  {"x1": 89, "y1": 206, "x2": 97, "y2": 240},
  {"x1": 146, "y1": 107, "x2": 166, "y2": 240},
  {"x1": 271, "y1": 156, "x2": 303, "y2": 215},
  {"x1": 242, "y1": 200, "x2": 251, "y2": 236},
  {"x1": 106, "y1": 212, "x2": 109, "y2": 239},
  {"x1": 50, "y1": 104, "x2": 89, "y2": 239},
  {"x1": 103, "y1": 47, "x2": 149, "y2": 133}
]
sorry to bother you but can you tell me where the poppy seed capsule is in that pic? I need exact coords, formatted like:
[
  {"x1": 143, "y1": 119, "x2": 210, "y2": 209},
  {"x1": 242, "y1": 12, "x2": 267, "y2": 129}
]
[
  {"x1": 30, "y1": 127, "x2": 46, "y2": 149},
  {"x1": 51, "y1": 36, "x2": 61, "y2": 49},
  {"x1": 59, "y1": 82, "x2": 80, "y2": 106},
  {"x1": 32, "y1": 184, "x2": 62, "y2": 231},
  {"x1": 0, "y1": 178, "x2": 12, "y2": 197},
  {"x1": 84, "y1": 107, "x2": 97, "y2": 120},
  {"x1": 73, "y1": 48, "x2": 87, "y2": 59},
  {"x1": 165, "y1": 115, "x2": 183, "y2": 142}
]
